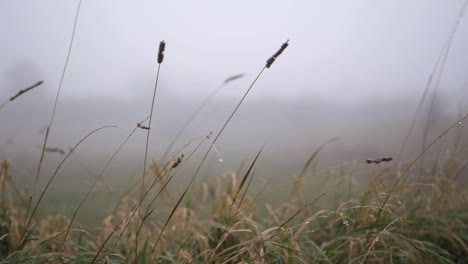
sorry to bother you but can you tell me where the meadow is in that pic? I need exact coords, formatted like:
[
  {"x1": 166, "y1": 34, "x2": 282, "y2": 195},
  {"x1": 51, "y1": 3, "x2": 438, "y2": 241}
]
[{"x1": 1, "y1": 4, "x2": 468, "y2": 264}]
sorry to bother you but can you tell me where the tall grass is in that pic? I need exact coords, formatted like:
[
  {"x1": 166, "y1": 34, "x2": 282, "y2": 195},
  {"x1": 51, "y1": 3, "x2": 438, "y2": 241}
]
[
  {"x1": 1, "y1": 7, "x2": 468, "y2": 264},
  {"x1": 19, "y1": 0, "x2": 83, "y2": 249}
]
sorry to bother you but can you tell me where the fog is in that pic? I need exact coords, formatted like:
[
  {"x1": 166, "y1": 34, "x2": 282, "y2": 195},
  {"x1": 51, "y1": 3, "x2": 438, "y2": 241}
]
[{"x1": 1, "y1": 1, "x2": 468, "y2": 213}]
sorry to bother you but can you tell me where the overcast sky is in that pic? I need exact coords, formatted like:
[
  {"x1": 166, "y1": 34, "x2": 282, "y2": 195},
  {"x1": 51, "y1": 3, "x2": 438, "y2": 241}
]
[
  {"x1": 1, "y1": 0, "x2": 468, "y2": 102},
  {"x1": 1, "y1": 1, "x2": 468, "y2": 188}
]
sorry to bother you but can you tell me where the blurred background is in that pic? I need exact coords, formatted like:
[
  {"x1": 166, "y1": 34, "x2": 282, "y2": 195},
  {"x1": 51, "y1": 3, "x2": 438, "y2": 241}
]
[{"x1": 1, "y1": 0, "x2": 467, "y2": 222}]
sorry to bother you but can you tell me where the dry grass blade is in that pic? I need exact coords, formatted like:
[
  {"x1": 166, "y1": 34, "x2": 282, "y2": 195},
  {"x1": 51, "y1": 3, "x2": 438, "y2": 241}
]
[
  {"x1": 300, "y1": 137, "x2": 339, "y2": 177},
  {"x1": 238, "y1": 160, "x2": 359, "y2": 214},
  {"x1": 235, "y1": 170, "x2": 255, "y2": 215},
  {"x1": 24, "y1": 0, "x2": 83, "y2": 245},
  {"x1": 19, "y1": 125, "x2": 116, "y2": 249},
  {"x1": 422, "y1": 0, "x2": 468, "y2": 155},
  {"x1": 63, "y1": 126, "x2": 139, "y2": 243},
  {"x1": 127, "y1": 134, "x2": 209, "y2": 260},
  {"x1": 92, "y1": 132, "x2": 208, "y2": 263},
  {"x1": 231, "y1": 145, "x2": 264, "y2": 207},
  {"x1": 142, "y1": 40, "x2": 165, "y2": 191},
  {"x1": 150, "y1": 41, "x2": 290, "y2": 255},
  {"x1": 185, "y1": 147, "x2": 264, "y2": 262},
  {"x1": 138, "y1": 40, "x2": 166, "y2": 257},
  {"x1": 361, "y1": 217, "x2": 401, "y2": 263},
  {"x1": 161, "y1": 73, "x2": 245, "y2": 160},
  {"x1": 278, "y1": 182, "x2": 339, "y2": 230},
  {"x1": 370, "y1": 113, "x2": 468, "y2": 241}
]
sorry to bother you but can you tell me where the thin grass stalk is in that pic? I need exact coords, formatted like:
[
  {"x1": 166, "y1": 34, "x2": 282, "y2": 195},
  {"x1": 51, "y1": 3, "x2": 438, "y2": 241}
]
[
  {"x1": 300, "y1": 137, "x2": 339, "y2": 178},
  {"x1": 420, "y1": 0, "x2": 467, "y2": 171},
  {"x1": 182, "y1": 160, "x2": 360, "y2": 260},
  {"x1": 240, "y1": 184, "x2": 340, "y2": 263},
  {"x1": 231, "y1": 146, "x2": 264, "y2": 209},
  {"x1": 127, "y1": 134, "x2": 209, "y2": 261},
  {"x1": 192, "y1": 147, "x2": 264, "y2": 262},
  {"x1": 23, "y1": 0, "x2": 83, "y2": 241},
  {"x1": 369, "y1": 113, "x2": 468, "y2": 242},
  {"x1": 150, "y1": 65, "x2": 268, "y2": 254},
  {"x1": 63, "y1": 125, "x2": 139, "y2": 243},
  {"x1": 92, "y1": 173, "x2": 164, "y2": 263},
  {"x1": 18, "y1": 125, "x2": 116, "y2": 249},
  {"x1": 92, "y1": 133, "x2": 207, "y2": 263},
  {"x1": 149, "y1": 40, "x2": 290, "y2": 254},
  {"x1": 141, "y1": 63, "x2": 162, "y2": 194},
  {"x1": 396, "y1": 71, "x2": 437, "y2": 175},
  {"x1": 95, "y1": 138, "x2": 204, "y2": 263},
  {"x1": 235, "y1": 170, "x2": 255, "y2": 216},
  {"x1": 279, "y1": 183, "x2": 340, "y2": 230},
  {"x1": 137, "y1": 41, "x2": 165, "y2": 258},
  {"x1": 93, "y1": 166, "x2": 167, "y2": 263},
  {"x1": 161, "y1": 74, "x2": 245, "y2": 160},
  {"x1": 237, "y1": 161, "x2": 359, "y2": 214},
  {"x1": 360, "y1": 217, "x2": 401, "y2": 264},
  {"x1": 126, "y1": 166, "x2": 174, "y2": 261}
]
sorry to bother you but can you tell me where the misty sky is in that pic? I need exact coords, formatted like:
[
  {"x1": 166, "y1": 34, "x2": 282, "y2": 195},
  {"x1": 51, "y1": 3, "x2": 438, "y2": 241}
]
[
  {"x1": 1, "y1": 0, "x2": 468, "y2": 101},
  {"x1": 1, "y1": 1, "x2": 468, "y2": 187}
]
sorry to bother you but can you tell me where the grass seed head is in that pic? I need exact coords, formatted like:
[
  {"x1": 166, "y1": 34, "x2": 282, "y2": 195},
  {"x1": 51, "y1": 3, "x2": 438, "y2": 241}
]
[
  {"x1": 158, "y1": 40, "x2": 166, "y2": 64},
  {"x1": 266, "y1": 40, "x2": 289, "y2": 68},
  {"x1": 366, "y1": 157, "x2": 393, "y2": 164}
]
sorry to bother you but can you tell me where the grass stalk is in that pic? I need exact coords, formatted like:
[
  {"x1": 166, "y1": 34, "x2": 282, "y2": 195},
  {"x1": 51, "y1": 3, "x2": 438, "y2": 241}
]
[
  {"x1": 149, "y1": 40, "x2": 290, "y2": 254},
  {"x1": 420, "y1": 0, "x2": 467, "y2": 172},
  {"x1": 161, "y1": 74, "x2": 245, "y2": 160},
  {"x1": 18, "y1": 125, "x2": 116, "y2": 249},
  {"x1": 23, "y1": 0, "x2": 83, "y2": 243},
  {"x1": 63, "y1": 125, "x2": 139, "y2": 243},
  {"x1": 92, "y1": 132, "x2": 209, "y2": 263},
  {"x1": 137, "y1": 40, "x2": 166, "y2": 258},
  {"x1": 369, "y1": 113, "x2": 468, "y2": 243}
]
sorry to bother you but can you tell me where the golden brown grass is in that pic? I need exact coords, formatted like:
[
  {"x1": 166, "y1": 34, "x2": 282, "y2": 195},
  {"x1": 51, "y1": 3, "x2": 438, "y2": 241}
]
[{"x1": 1, "y1": 149, "x2": 467, "y2": 263}]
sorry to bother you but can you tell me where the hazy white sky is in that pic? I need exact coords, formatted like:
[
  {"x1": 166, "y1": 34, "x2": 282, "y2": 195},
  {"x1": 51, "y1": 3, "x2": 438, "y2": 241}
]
[{"x1": 1, "y1": 0, "x2": 468, "y2": 103}]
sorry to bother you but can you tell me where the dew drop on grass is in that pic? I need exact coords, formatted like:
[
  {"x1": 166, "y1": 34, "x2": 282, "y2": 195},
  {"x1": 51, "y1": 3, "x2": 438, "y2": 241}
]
[
  {"x1": 218, "y1": 158, "x2": 224, "y2": 163},
  {"x1": 458, "y1": 121, "x2": 462, "y2": 125},
  {"x1": 343, "y1": 220, "x2": 349, "y2": 226}
]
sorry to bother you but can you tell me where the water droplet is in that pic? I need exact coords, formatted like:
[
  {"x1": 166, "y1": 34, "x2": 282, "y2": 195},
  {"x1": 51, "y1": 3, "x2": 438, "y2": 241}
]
[
  {"x1": 458, "y1": 121, "x2": 462, "y2": 125},
  {"x1": 375, "y1": 238, "x2": 379, "y2": 242},
  {"x1": 343, "y1": 220, "x2": 349, "y2": 226},
  {"x1": 172, "y1": 225, "x2": 176, "y2": 231},
  {"x1": 218, "y1": 158, "x2": 224, "y2": 163}
]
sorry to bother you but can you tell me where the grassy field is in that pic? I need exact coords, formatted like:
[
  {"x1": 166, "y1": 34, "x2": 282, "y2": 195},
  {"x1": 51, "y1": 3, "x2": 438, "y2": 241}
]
[
  {"x1": 1, "y1": 5, "x2": 468, "y2": 262},
  {"x1": 0, "y1": 143, "x2": 467, "y2": 263}
]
